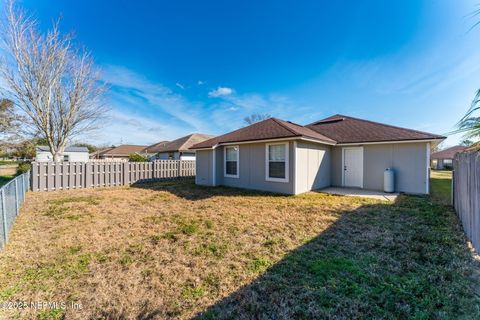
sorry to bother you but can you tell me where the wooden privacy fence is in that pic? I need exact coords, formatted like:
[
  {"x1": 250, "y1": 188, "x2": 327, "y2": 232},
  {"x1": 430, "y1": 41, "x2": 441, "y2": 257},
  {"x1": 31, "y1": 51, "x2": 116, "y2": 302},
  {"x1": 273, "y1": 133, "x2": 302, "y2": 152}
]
[
  {"x1": 31, "y1": 160, "x2": 195, "y2": 192},
  {"x1": 453, "y1": 151, "x2": 480, "y2": 252}
]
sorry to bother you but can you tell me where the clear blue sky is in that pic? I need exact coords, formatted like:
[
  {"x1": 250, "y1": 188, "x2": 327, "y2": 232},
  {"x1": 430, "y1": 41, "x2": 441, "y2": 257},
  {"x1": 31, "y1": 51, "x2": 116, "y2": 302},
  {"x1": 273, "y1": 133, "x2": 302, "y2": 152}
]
[{"x1": 21, "y1": 0, "x2": 480, "y2": 146}]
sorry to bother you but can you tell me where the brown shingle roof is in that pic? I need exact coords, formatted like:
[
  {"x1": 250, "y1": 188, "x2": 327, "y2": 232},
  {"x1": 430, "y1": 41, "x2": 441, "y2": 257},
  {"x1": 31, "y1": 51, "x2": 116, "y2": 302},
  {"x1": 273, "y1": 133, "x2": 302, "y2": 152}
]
[
  {"x1": 191, "y1": 118, "x2": 336, "y2": 149},
  {"x1": 431, "y1": 146, "x2": 466, "y2": 159},
  {"x1": 155, "y1": 133, "x2": 215, "y2": 153},
  {"x1": 191, "y1": 115, "x2": 445, "y2": 149},
  {"x1": 89, "y1": 147, "x2": 114, "y2": 157},
  {"x1": 143, "y1": 141, "x2": 169, "y2": 153},
  {"x1": 307, "y1": 114, "x2": 445, "y2": 144},
  {"x1": 102, "y1": 145, "x2": 147, "y2": 156}
]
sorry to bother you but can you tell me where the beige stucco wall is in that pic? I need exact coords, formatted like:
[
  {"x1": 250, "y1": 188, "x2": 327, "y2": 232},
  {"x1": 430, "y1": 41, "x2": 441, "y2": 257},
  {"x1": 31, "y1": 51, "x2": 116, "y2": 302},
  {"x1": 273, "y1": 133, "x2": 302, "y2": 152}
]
[
  {"x1": 295, "y1": 141, "x2": 331, "y2": 194},
  {"x1": 332, "y1": 142, "x2": 429, "y2": 194}
]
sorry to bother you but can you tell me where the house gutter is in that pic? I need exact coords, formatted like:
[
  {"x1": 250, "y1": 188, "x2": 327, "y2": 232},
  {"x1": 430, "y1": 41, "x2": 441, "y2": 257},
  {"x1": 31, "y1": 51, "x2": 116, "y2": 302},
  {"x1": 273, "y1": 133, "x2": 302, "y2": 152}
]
[
  {"x1": 190, "y1": 137, "x2": 444, "y2": 150},
  {"x1": 336, "y1": 138, "x2": 445, "y2": 146},
  {"x1": 189, "y1": 136, "x2": 336, "y2": 151}
]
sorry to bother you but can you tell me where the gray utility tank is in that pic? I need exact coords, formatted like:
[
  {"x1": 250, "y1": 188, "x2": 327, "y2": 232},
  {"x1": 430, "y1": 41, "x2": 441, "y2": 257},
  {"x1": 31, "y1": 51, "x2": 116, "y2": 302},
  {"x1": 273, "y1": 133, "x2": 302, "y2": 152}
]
[{"x1": 384, "y1": 168, "x2": 395, "y2": 193}]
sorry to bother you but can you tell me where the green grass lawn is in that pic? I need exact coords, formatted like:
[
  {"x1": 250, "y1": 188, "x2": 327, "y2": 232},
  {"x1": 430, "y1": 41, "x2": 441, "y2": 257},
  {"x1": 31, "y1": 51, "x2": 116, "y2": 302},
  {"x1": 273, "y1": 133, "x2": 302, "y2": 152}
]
[
  {"x1": 0, "y1": 160, "x2": 19, "y2": 166},
  {"x1": 0, "y1": 179, "x2": 478, "y2": 319},
  {"x1": 430, "y1": 170, "x2": 452, "y2": 205}
]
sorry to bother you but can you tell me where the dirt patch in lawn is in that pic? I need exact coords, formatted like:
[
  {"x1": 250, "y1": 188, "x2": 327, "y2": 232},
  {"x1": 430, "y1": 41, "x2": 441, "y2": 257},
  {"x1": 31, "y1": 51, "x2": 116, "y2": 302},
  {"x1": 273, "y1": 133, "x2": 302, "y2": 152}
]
[{"x1": 0, "y1": 180, "x2": 479, "y2": 319}]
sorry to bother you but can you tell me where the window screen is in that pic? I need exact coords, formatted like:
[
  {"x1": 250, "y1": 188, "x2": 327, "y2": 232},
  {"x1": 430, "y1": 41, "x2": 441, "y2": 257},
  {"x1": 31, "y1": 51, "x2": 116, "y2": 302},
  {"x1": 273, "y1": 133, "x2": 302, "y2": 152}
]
[
  {"x1": 268, "y1": 144, "x2": 286, "y2": 179},
  {"x1": 225, "y1": 147, "x2": 238, "y2": 176}
]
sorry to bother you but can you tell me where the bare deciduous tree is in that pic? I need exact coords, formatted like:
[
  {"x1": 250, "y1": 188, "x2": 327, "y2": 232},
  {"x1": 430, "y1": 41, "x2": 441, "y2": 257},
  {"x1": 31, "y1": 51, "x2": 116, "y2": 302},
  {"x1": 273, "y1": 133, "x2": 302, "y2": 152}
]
[
  {"x1": 243, "y1": 113, "x2": 271, "y2": 126},
  {"x1": 0, "y1": 98, "x2": 16, "y2": 133},
  {"x1": 0, "y1": 0, "x2": 108, "y2": 161}
]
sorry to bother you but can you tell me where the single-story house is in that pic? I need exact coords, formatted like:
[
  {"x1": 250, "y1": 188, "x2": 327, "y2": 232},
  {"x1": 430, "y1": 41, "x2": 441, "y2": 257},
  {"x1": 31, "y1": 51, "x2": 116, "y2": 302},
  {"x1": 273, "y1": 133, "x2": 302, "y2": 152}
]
[
  {"x1": 152, "y1": 133, "x2": 214, "y2": 160},
  {"x1": 89, "y1": 147, "x2": 114, "y2": 159},
  {"x1": 143, "y1": 141, "x2": 169, "y2": 158},
  {"x1": 431, "y1": 146, "x2": 466, "y2": 170},
  {"x1": 190, "y1": 115, "x2": 445, "y2": 195},
  {"x1": 35, "y1": 146, "x2": 90, "y2": 162},
  {"x1": 99, "y1": 145, "x2": 148, "y2": 160}
]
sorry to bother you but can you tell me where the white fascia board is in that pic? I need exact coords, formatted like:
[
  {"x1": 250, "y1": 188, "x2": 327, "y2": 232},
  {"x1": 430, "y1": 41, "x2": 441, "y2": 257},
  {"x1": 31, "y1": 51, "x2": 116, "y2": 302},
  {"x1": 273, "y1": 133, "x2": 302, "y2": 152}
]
[
  {"x1": 337, "y1": 139, "x2": 444, "y2": 146},
  {"x1": 190, "y1": 137, "x2": 335, "y2": 151}
]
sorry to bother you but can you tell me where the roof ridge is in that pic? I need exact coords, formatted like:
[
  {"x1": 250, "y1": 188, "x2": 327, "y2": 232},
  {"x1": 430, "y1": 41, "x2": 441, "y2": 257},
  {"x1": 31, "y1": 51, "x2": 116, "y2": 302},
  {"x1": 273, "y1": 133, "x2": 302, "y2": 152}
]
[
  {"x1": 311, "y1": 114, "x2": 443, "y2": 138},
  {"x1": 117, "y1": 144, "x2": 147, "y2": 147},
  {"x1": 307, "y1": 114, "x2": 344, "y2": 126},
  {"x1": 178, "y1": 134, "x2": 196, "y2": 150},
  {"x1": 271, "y1": 118, "x2": 301, "y2": 136},
  {"x1": 274, "y1": 118, "x2": 338, "y2": 143},
  {"x1": 439, "y1": 145, "x2": 465, "y2": 150}
]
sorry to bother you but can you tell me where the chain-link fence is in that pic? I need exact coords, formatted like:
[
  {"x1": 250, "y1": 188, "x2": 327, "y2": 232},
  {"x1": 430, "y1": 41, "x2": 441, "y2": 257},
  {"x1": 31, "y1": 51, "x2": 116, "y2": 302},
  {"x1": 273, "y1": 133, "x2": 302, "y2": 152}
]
[{"x1": 0, "y1": 171, "x2": 30, "y2": 249}]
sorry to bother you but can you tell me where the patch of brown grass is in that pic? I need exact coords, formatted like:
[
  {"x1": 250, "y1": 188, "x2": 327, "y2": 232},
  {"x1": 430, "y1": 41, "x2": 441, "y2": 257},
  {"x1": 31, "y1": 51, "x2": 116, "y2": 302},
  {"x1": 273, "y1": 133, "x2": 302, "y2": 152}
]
[
  {"x1": 0, "y1": 181, "x2": 369, "y2": 319},
  {"x1": 0, "y1": 180, "x2": 478, "y2": 319}
]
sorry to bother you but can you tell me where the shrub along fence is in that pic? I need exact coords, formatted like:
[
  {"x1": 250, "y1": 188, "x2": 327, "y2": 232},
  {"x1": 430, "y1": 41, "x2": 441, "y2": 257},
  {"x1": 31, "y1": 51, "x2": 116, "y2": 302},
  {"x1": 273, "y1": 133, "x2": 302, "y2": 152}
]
[
  {"x1": 0, "y1": 171, "x2": 30, "y2": 249},
  {"x1": 452, "y1": 150, "x2": 479, "y2": 252},
  {"x1": 31, "y1": 160, "x2": 196, "y2": 192}
]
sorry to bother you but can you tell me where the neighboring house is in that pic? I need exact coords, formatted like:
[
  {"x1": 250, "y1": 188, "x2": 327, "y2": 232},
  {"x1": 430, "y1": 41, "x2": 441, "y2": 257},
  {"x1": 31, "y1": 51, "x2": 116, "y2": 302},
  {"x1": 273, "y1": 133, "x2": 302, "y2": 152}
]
[
  {"x1": 89, "y1": 147, "x2": 114, "y2": 159},
  {"x1": 431, "y1": 146, "x2": 466, "y2": 170},
  {"x1": 143, "y1": 141, "x2": 169, "y2": 158},
  {"x1": 35, "y1": 146, "x2": 90, "y2": 162},
  {"x1": 190, "y1": 115, "x2": 445, "y2": 195},
  {"x1": 99, "y1": 145, "x2": 148, "y2": 160},
  {"x1": 152, "y1": 134, "x2": 215, "y2": 160}
]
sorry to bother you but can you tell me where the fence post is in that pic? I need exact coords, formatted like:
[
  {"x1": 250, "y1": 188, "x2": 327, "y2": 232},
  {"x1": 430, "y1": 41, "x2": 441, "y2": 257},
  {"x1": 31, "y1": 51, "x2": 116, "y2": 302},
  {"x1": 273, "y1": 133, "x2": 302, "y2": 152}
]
[
  {"x1": 123, "y1": 162, "x2": 129, "y2": 185},
  {"x1": 178, "y1": 160, "x2": 182, "y2": 178},
  {"x1": 14, "y1": 178, "x2": 19, "y2": 216},
  {"x1": 32, "y1": 163, "x2": 38, "y2": 192},
  {"x1": 451, "y1": 169, "x2": 454, "y2": 207},
  {"x1": 1, "y1": 189, "x2": 7, "y2": 245},
  {"x1": 85, "y1": 162, "x2": 92, "y2": 189}
]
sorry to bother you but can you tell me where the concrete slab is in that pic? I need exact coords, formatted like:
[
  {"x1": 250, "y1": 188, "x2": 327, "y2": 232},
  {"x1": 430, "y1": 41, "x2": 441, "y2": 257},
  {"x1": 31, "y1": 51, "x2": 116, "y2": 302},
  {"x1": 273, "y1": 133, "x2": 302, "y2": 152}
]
[{"x1": 319, "y1": 187, "x2": 399, "y2": 202}]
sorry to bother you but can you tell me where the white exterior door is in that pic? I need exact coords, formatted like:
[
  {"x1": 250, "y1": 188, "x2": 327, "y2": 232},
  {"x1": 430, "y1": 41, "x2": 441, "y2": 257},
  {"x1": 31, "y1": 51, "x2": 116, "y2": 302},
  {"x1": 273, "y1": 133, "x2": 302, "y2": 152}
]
[{"x1": 343, "y1": 147, "x2": 363, "y2": 188}]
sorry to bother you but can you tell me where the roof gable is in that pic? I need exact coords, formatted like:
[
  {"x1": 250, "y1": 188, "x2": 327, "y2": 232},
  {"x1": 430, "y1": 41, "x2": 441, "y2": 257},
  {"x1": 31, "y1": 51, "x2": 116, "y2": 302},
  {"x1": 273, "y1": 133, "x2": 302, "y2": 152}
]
[{"x1": 155, "y1": 133, "x2": 215, "y2": 153}]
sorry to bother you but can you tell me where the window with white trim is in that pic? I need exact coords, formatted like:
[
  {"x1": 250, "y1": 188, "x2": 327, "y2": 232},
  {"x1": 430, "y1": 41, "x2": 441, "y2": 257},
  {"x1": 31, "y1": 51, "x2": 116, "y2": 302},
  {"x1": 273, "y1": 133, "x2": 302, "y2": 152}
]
[
  {"x1": 266, "y1": 143, "x2": 288, "y2": 182},
  {"x1": 224, "y1": 146, "x2": 239, "y2": 177}
]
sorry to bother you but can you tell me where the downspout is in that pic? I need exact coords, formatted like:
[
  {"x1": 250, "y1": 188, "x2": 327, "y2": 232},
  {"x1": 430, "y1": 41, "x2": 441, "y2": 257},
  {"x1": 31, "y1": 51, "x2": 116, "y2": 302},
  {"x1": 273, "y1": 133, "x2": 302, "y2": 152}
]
[
  {"x1": 293, "y1": 141, "x2": 298, "y2": 195},
  {"x1": 212, "y1": 147, "x2": 216, "y2": 186}
]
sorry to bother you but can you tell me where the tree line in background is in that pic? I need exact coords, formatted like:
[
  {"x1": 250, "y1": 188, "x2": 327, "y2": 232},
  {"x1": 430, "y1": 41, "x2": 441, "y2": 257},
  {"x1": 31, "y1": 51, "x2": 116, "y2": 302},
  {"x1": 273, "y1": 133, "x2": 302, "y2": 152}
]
[{"x1": 0, "y1": 137, "x2": 100, "y2": 160}]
